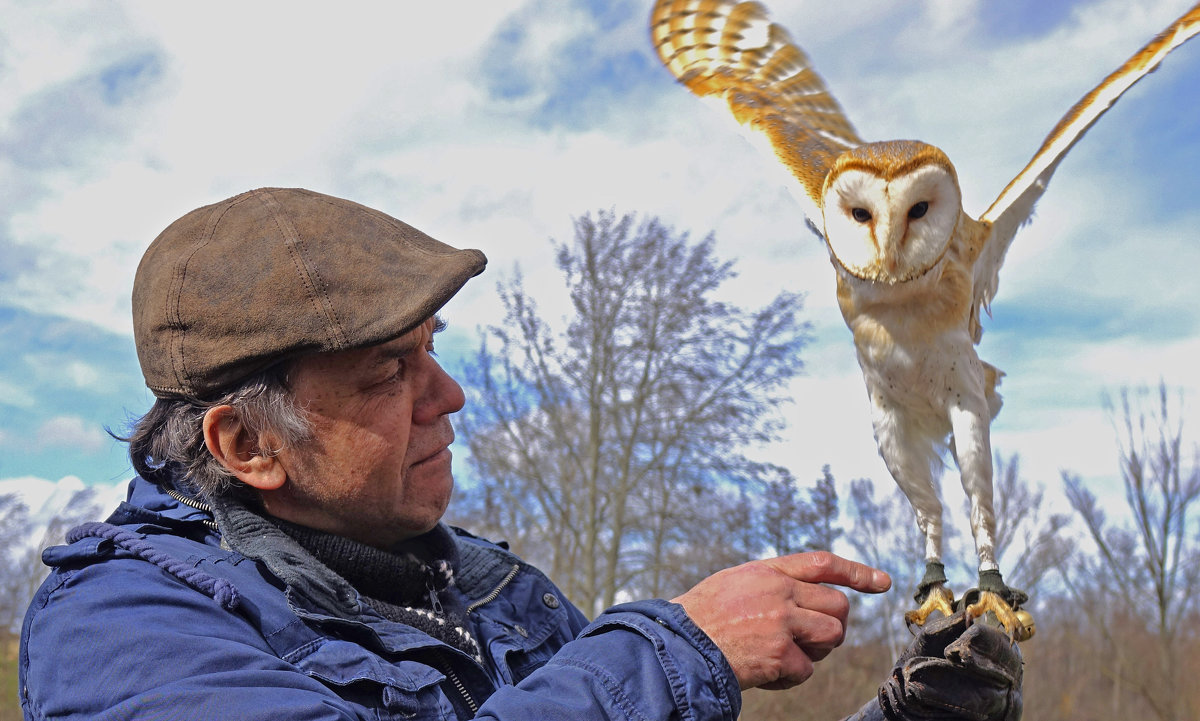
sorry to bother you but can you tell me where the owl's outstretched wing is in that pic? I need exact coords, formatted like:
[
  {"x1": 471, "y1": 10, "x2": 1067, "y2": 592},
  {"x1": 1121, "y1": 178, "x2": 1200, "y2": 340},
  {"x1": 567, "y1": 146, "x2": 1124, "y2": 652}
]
[
  {"x1": 975, "y1": 2, "x2": 1200, "y2": 320},
  {"x1": 650, "y1": 0, "x2": 862, "y2": 224}
]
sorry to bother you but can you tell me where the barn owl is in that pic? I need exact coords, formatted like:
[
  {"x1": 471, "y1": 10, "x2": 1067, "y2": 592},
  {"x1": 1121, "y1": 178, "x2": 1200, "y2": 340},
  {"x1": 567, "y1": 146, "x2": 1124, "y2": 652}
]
[{"x1": 650, "y1": 0, "x2": 1200, "y2": 638}]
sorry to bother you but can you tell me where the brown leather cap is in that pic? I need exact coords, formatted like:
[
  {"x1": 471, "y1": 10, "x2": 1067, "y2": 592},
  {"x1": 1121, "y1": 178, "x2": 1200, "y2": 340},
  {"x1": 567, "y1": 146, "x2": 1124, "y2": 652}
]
[{"x1": 133, "y1": 187, "x2": 487, "y2": 399}]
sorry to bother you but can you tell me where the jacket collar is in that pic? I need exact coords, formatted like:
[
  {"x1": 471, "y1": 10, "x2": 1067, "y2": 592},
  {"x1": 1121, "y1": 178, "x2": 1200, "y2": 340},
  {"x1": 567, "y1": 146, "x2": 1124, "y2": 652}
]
[
  {"x1": 210, "y1": 488, "x2": 365, "y2": 618},
  {"x1": 115, "y1": 475, "x2": 534, "y2": 635},
  {"x1": 105, "y1": 476, "x2": 218, "y2": 532}
]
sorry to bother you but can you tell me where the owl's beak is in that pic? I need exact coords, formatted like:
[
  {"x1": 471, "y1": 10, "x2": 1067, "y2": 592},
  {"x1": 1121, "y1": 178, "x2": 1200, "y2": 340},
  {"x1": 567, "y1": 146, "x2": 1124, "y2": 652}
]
[
  {"x1": 878, "y1": 219, "x2": 904, "y2": 277},
  {"x1": 882, "y1": 250, "x2": 900, "y2": 275}
]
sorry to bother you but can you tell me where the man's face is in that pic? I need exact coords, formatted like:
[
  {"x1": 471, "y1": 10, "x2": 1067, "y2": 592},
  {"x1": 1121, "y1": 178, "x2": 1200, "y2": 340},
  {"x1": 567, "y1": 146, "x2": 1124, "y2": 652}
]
[{"x1": 269, "y1": 317, "x2": 464, "y2": 548}]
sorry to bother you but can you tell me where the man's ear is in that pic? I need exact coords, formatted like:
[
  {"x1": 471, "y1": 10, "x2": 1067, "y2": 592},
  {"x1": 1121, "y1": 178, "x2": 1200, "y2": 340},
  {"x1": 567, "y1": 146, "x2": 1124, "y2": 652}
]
[{"x1": 202, "y1": 405, "x2": 287, "y2": 491}]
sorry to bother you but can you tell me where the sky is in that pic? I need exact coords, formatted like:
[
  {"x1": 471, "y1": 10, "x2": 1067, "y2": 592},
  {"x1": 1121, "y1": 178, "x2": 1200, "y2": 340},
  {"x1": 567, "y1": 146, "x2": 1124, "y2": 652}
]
[{"x1": 2, "y1": 0, "x2": 1199, "y2": 544}]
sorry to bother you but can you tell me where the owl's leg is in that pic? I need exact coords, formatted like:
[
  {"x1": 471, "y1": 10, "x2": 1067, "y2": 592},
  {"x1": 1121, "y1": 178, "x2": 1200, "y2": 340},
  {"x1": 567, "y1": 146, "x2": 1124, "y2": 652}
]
[
  {"x1": 870, "y1": 405, "x2": 953, "y2": 625},
  {"x1": 947, "y1": 382, "x2": 1032, "y2": 640},
  {"x1": 947, "y1": 399, "x2": 998, "y2": 573}
]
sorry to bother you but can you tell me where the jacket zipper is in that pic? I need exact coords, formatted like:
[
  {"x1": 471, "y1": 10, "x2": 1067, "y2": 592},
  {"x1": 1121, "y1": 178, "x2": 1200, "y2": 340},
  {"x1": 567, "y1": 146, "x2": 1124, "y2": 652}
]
[
  {"x1": 164, "y1": 487, "x2": 220, "y2": 532},
  {"x1": 436, "y1": 562, "x2": 521, "y2": 714},
  {"x1": 465, "y1": 563, "x2": 520, "y2": 615},
  {"x1": 437, "y1": 656, "x2": 480, "y2": 715}
]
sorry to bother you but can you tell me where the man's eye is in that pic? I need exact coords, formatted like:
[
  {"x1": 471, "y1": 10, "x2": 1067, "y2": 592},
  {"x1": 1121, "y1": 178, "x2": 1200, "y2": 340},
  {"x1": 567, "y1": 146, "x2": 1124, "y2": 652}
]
[{"x1": 377, "y1": 360, "x2": 406, "y2": 386}]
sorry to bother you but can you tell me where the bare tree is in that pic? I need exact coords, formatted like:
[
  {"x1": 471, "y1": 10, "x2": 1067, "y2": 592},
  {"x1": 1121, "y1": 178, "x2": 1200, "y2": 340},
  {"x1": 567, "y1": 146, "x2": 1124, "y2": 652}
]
[
  {"x1": 2, "y1": 488, "x2": 103, "y2": 631},
  {"x1": 0, "y1": 494, "x2": 33, "y2": 634},
  {"x1": 973, "y1": 452, "x2": 1072, "y2": 603},
  {"x1": 845, "y1": 478, "x2": 928, "y2": 660},
  {"x1": 1061, "y1": 383, "x2": 1200, "y2": 721},
  {"x1": 638, "y1": 483, "x2": 766, "y2": 599},
  {"x1": 805, "y1": 465, "x2": 841, "y2": 552},
  {"x1": 762, "y1": 465, "x2": 807, "y2": 557},
  {"x1": 453, "y1": 210, "x2": 810, "y2": 613}
]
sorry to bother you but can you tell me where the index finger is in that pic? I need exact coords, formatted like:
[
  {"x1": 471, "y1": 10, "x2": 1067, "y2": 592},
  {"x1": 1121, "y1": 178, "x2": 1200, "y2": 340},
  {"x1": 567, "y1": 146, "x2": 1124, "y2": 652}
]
[{"x1": 762, "y1": 551, "x2": 891, "y2": 594}]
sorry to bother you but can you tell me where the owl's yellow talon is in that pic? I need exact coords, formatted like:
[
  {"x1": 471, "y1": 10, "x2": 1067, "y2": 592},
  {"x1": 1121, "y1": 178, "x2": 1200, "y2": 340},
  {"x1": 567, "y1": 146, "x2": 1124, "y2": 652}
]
[
  {"x1": 966, "y1": 590, "x2": 1035, "y2": 642},
  {"x1": 904, "y1": 584, "x2": 955, "y2": 626}
]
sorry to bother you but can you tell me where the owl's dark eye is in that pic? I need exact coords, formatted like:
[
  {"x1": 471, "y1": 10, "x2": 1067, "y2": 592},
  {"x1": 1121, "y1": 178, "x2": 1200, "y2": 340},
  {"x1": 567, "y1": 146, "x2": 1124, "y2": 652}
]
[
  {"x1": 908, "y1": 201, "x2": 929, "y2": 219},
  {"x1": 851, "y1": 207, "x2": 872, "y2": 223}
]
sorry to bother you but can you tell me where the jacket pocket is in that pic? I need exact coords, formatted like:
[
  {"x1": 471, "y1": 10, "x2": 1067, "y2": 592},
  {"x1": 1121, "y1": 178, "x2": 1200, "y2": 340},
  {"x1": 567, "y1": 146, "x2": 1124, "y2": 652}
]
[
  {"x1": 378, "y1": 681, "x2": 456, "y2": 720},
  {"x1": 296, "y1": 640, "x2": 457, "y2": 720}
]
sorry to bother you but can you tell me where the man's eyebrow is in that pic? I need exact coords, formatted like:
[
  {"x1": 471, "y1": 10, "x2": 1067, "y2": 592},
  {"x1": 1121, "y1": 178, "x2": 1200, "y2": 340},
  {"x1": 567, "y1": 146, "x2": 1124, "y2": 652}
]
[
  {"x1": 371, "y1": 337, "x2": 420, "y2": 365},
  {"x1": 370, "y1": 317, "x2": 445, "y2": 364}
]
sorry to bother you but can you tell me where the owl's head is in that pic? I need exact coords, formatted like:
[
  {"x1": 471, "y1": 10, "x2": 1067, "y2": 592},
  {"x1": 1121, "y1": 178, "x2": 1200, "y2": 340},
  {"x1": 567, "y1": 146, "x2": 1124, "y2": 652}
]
[{"x1": 820, "y1": 141, "x2": 962, "y2": 284}]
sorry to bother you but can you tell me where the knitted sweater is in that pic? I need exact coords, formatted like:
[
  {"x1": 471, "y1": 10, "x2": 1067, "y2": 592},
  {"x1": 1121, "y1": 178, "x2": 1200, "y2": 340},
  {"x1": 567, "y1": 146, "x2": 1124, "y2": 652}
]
[{"x1": 269, "y1": 517, "x2": 483, "y2": 663}]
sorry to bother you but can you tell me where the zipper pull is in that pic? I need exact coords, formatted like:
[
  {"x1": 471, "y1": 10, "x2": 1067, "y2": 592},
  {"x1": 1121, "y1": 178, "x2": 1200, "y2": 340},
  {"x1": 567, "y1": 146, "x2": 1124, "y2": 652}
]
[{"x1": 428, "y1": 584, "x2": 444, "y2": 615}]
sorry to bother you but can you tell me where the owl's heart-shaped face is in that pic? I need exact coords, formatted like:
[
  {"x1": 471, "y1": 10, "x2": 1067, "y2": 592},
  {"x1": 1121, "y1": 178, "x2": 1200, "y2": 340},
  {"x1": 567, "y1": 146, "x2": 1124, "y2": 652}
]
[{"x1": 821, "y1": 143, "x2": 963, "y2": 284}]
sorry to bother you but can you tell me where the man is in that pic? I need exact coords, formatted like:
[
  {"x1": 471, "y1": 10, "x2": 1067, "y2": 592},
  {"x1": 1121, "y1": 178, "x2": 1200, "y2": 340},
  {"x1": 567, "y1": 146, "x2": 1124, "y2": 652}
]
[{"x1": 19, "y1": 188, "x2": 1022, "y2": 720}]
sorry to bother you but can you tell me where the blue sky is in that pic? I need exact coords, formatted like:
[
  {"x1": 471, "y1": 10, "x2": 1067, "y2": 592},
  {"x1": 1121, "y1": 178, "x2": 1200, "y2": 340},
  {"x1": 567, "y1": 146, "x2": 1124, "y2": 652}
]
[{"x1": 2, "y1": 0, "x2": 1199, "y2": 533}]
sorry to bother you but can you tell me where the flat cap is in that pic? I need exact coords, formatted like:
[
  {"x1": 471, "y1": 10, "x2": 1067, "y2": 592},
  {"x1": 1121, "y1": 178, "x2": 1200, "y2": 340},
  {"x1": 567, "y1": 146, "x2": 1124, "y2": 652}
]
[{"x1": 133, "y1": 187, "x2": 487, "y2": 399}]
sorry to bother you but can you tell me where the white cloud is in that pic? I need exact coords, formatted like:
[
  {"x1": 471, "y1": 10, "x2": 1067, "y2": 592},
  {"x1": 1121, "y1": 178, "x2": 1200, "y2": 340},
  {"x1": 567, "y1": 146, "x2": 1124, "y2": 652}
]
[
  {"x1": 0, "y1": 475, "x2": 127, "y2": 539},
  {"x1": 17, "y1": 354, "x2": 106, "y2": 391},
  {"x1": 33, "y1": 416, "x2": 108, "y2": 452},
  {"x1": 62, "y1": 360, "x2": 102, "y2": 389},
  {"x1": 0, "y1": 378, "x2": 36, "y2": 409},
  {"x1": 0, "y1": 476, "x2": 83, "y2": 517}
]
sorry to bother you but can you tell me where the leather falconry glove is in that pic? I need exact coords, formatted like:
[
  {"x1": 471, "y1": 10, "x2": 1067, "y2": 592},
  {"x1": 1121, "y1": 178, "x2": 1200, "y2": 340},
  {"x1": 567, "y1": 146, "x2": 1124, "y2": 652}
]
[{"x1": 842, "y1": 608, "x2": 1023, "y2": 721}]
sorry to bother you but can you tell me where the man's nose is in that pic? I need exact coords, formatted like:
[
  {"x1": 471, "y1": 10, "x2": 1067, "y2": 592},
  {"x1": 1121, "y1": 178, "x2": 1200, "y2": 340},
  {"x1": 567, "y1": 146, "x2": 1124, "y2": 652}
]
[{"x1": 415, "y1": 358, "x2": 465, "y2": 424}]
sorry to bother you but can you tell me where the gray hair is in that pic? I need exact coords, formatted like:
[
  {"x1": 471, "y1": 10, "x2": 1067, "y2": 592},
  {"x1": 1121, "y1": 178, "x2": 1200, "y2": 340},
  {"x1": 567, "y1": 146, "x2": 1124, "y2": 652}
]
[{"x1": 124, "y1": 364, "x2": 312, "y2": 498}]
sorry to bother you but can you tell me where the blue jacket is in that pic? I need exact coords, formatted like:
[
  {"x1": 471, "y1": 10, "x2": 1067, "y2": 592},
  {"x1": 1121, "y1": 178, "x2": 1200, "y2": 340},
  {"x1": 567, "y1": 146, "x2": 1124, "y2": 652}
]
[{"x1": 20, "y1": 477, "x2": 741, "y2": 720}]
